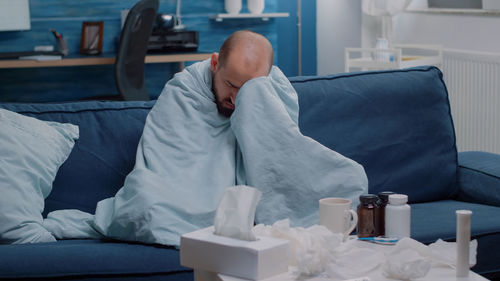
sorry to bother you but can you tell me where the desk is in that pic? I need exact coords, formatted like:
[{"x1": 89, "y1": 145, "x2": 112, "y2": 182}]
[{"x1": 0, "y1": 52, "x2": 212, "y2": 69}]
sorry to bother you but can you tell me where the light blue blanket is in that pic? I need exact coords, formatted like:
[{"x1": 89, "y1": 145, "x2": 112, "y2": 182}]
[{"x1": 44, "y1": 59, "x2": 367, "y2": 246}]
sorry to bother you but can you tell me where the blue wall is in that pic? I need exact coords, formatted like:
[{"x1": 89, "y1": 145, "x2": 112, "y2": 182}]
[
  {"x1": 277, "y1": 0, "x2": 316, "y2": 77},
  {"x1": 0, "y1": 0, "x2": 316, "y2": 102}
]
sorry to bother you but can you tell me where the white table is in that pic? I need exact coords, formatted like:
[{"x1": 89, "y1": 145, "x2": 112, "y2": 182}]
[
  {"x1": 193, "y1": 239, "x2": 487, "y2": 281},
  {"x1": 195, "y1": 267, "x2": 487, "y2": 281}
]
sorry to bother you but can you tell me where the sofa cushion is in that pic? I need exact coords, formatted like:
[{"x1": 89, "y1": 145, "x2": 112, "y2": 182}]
[
  {"x1": 411, "y1": 200, "x2": 500, "y2": 242},
  {"x1": 292, "y1": 66, "x2": 458, "y2": 203},
  {"x1": 458, "y1": 151, "x2": 500, "y2": 207},
  {"x1": 0, "y1": 101, "x2": 154, "y2": 216},
  {"x1": 411, "y1": 199, "x2": 500, "y2": 276},
  {"x1": 0, "y1": 109, "x2": 78, "y2": 244},
  {"x1": 0, "y1": 239, "x2": 192, "y2": 280}
]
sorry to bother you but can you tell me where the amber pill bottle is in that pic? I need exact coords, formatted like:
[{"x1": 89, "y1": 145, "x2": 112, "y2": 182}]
[
  {"x1": 377, "y1": 191, "x2": 395, "y2": 237},
  {"x1": 356, "y1": 194, "x2": 380, "y2": 238}
]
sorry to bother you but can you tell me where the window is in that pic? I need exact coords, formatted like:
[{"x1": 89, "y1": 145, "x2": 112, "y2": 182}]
[
  {"x1": 427, "y1": 0, "x2": 500, "y2": 10},
  {"x1": 428, "y1": 0, "x2": 481, "y2": 9},
  {"x1": 0, "y1": 0, "x2": 30, "y2": 31}
]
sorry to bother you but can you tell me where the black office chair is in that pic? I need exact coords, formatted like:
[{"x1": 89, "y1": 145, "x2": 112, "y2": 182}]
[{"x1": 115, "y1": 0, "x2": 158, "y2": 101}]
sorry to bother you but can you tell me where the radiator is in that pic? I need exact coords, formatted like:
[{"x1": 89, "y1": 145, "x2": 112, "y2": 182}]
[{"x1": 442, "y1": 49, "x2": 500, "y2": 154}]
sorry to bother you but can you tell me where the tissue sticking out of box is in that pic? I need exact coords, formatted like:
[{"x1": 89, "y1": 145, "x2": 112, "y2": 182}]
[
  {"x1": 214, "y1": 185, "x2": 262, "y2": 241},
  {"x1": 180, "y1": 186, "x2": 289, "y2": 280}
]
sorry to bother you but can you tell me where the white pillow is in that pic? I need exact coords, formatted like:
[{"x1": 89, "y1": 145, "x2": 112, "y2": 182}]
[{"x1": 0, "y1": 109, "x2": 79, "y2": 244}]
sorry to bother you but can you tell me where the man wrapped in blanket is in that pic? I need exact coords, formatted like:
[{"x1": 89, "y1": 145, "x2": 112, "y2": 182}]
[{"x1": 44, "y1": 30, "x2": 368, "y2": 246}]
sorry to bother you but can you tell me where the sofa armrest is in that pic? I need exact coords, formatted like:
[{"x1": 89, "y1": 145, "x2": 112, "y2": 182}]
[{"x1": 457, "y1": 151, "x2": 500, "y2": 206}]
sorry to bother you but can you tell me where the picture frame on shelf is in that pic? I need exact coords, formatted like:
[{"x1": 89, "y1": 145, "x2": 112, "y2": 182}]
[{"x1": 80, "y1": 21, "x2": 104, "y2": 55}]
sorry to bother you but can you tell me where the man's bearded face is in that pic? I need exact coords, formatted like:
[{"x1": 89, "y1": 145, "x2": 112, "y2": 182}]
[{"x1": 212, "y1": 68, "x2": 238, "y2": 118}]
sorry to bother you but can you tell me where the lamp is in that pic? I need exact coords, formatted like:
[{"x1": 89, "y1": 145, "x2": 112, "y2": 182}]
[
  {"x1": 361, "y1": 0, "x2": 410, "y2": 43},
  {"x1": 173, "y1": 0, "x2": 185, "y2": 30}
]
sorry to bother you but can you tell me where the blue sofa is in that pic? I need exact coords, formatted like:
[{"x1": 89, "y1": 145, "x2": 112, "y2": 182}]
[{"x1": 1, "y1": 66, "x2": 499, "y2": 280}]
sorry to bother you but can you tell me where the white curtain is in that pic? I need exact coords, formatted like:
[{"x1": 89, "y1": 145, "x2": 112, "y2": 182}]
[
  {"x1": 362, "y1": 0, "x2": 412, "y2": 42},
  {"x1": 362, "y1": 0, "x2": 411, "y2": 16}
]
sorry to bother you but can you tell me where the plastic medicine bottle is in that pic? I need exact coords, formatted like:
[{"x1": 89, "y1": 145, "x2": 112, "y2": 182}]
[
  {"x1": 377, "y1": 191, "x2": 395, "y2": 237},
  {"x1": 357, "y1": 194, "x2": 380, "y2": 238},
  {"x1": 385, "y1": 194, "x2": 411, "y2": 239}
]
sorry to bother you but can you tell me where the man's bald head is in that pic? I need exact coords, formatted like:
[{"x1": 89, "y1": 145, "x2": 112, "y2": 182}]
[
  {"x1": 210, "y1": 31, "x2": 274, "y2": 117},
  {"x1": 217, "y1": 30, "x2": 274, "y2": 75}
]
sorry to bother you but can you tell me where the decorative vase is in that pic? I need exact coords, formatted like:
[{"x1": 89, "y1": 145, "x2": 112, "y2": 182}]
[
  {"x1": 225, "y1": 0, "x2": 242, "y2": 14},
  {"x1": 248, "y1": 0, "x2": 265, "y2": 14}
]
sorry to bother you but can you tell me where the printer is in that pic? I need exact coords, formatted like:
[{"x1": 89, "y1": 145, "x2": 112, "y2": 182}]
[{"x1": 147, "y1": 14, "x2": 198, "y2": 53}]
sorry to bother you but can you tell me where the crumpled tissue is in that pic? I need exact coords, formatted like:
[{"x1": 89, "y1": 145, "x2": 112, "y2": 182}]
[
  {"x1": 325, "y1": 239, "x2": 384, "y2": 280},
  {"x1": 428, "y1": 238, "x2": 477, "y2": 268},
  {"x1": 254, "y1": 219, "x2": 342, "y2": 275},
  {"x1": 254, "y1": 219, "x2": 384, "y2": 278},
  {"x1": 383, "y1": 239, "x2": 432, "y2": 280},
  {"x1": 254, "y1": 221, "x2": 478, "y2": 280},
  {"x1": 382, "y1": 237, "x2": 478, "y2": 280},
  {"x1": 214, "y1": 185, "x2": 262, "y2": 241}
]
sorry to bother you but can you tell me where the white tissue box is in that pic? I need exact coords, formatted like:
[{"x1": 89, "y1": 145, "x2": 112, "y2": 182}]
[{"x1": 180, "y1": 226, "x2": 290, "y2": 280}]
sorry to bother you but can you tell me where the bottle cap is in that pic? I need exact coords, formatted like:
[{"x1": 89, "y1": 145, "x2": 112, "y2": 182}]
[
  {"x1": 378, "y1": 191, "x2": 395, "y2": 204},
  {"x1": 359, "y1": 194, "x2": 378, "y2": 204},
  {"x1": 389, "y1": 194, "x2": 408, "y2": 205},
  {"x1": 456, "y1": 210, "x2": 472, "y2": 217}
]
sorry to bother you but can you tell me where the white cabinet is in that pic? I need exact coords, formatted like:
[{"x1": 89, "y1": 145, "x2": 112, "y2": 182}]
[{"x1": 345, "y1": 44, "x2": 442, "y2": 72}]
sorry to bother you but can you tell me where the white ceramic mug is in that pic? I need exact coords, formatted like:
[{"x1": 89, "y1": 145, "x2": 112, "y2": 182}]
[
  {"x1": 319, "y1": 197, "x2": 358, "y2": 239},
  {"x1": 225, "y1": 0, "x2": 242, "y2": 14},
  {"x1": 248, "y1": 0, "x2": 265, "y2": 14}
]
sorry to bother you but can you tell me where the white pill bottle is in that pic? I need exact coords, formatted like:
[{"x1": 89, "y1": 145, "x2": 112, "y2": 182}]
[{"x1": 385, "y1": 194, "x2": 411, "y2": 239}]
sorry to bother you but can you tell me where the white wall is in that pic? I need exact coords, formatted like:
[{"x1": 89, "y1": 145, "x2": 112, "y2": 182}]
[
  {"x1": 392, "y1": 12, "x2": 500, "y2": 52},
  {"x1": 322, "y1": 1, "x2": 500, "y2": 72},
  {"x1": 361, "y1": 0, "x2": 500, "y2": 52},
  {"x1": 316, "y1": 0, "x2": 362, "y2": 75},
  {"x1": 316, "y1": 1, "x2": 500, "y2": 153},
  {"x1": 382, "y1": 8, "x2": 500, "y2": 154}
]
